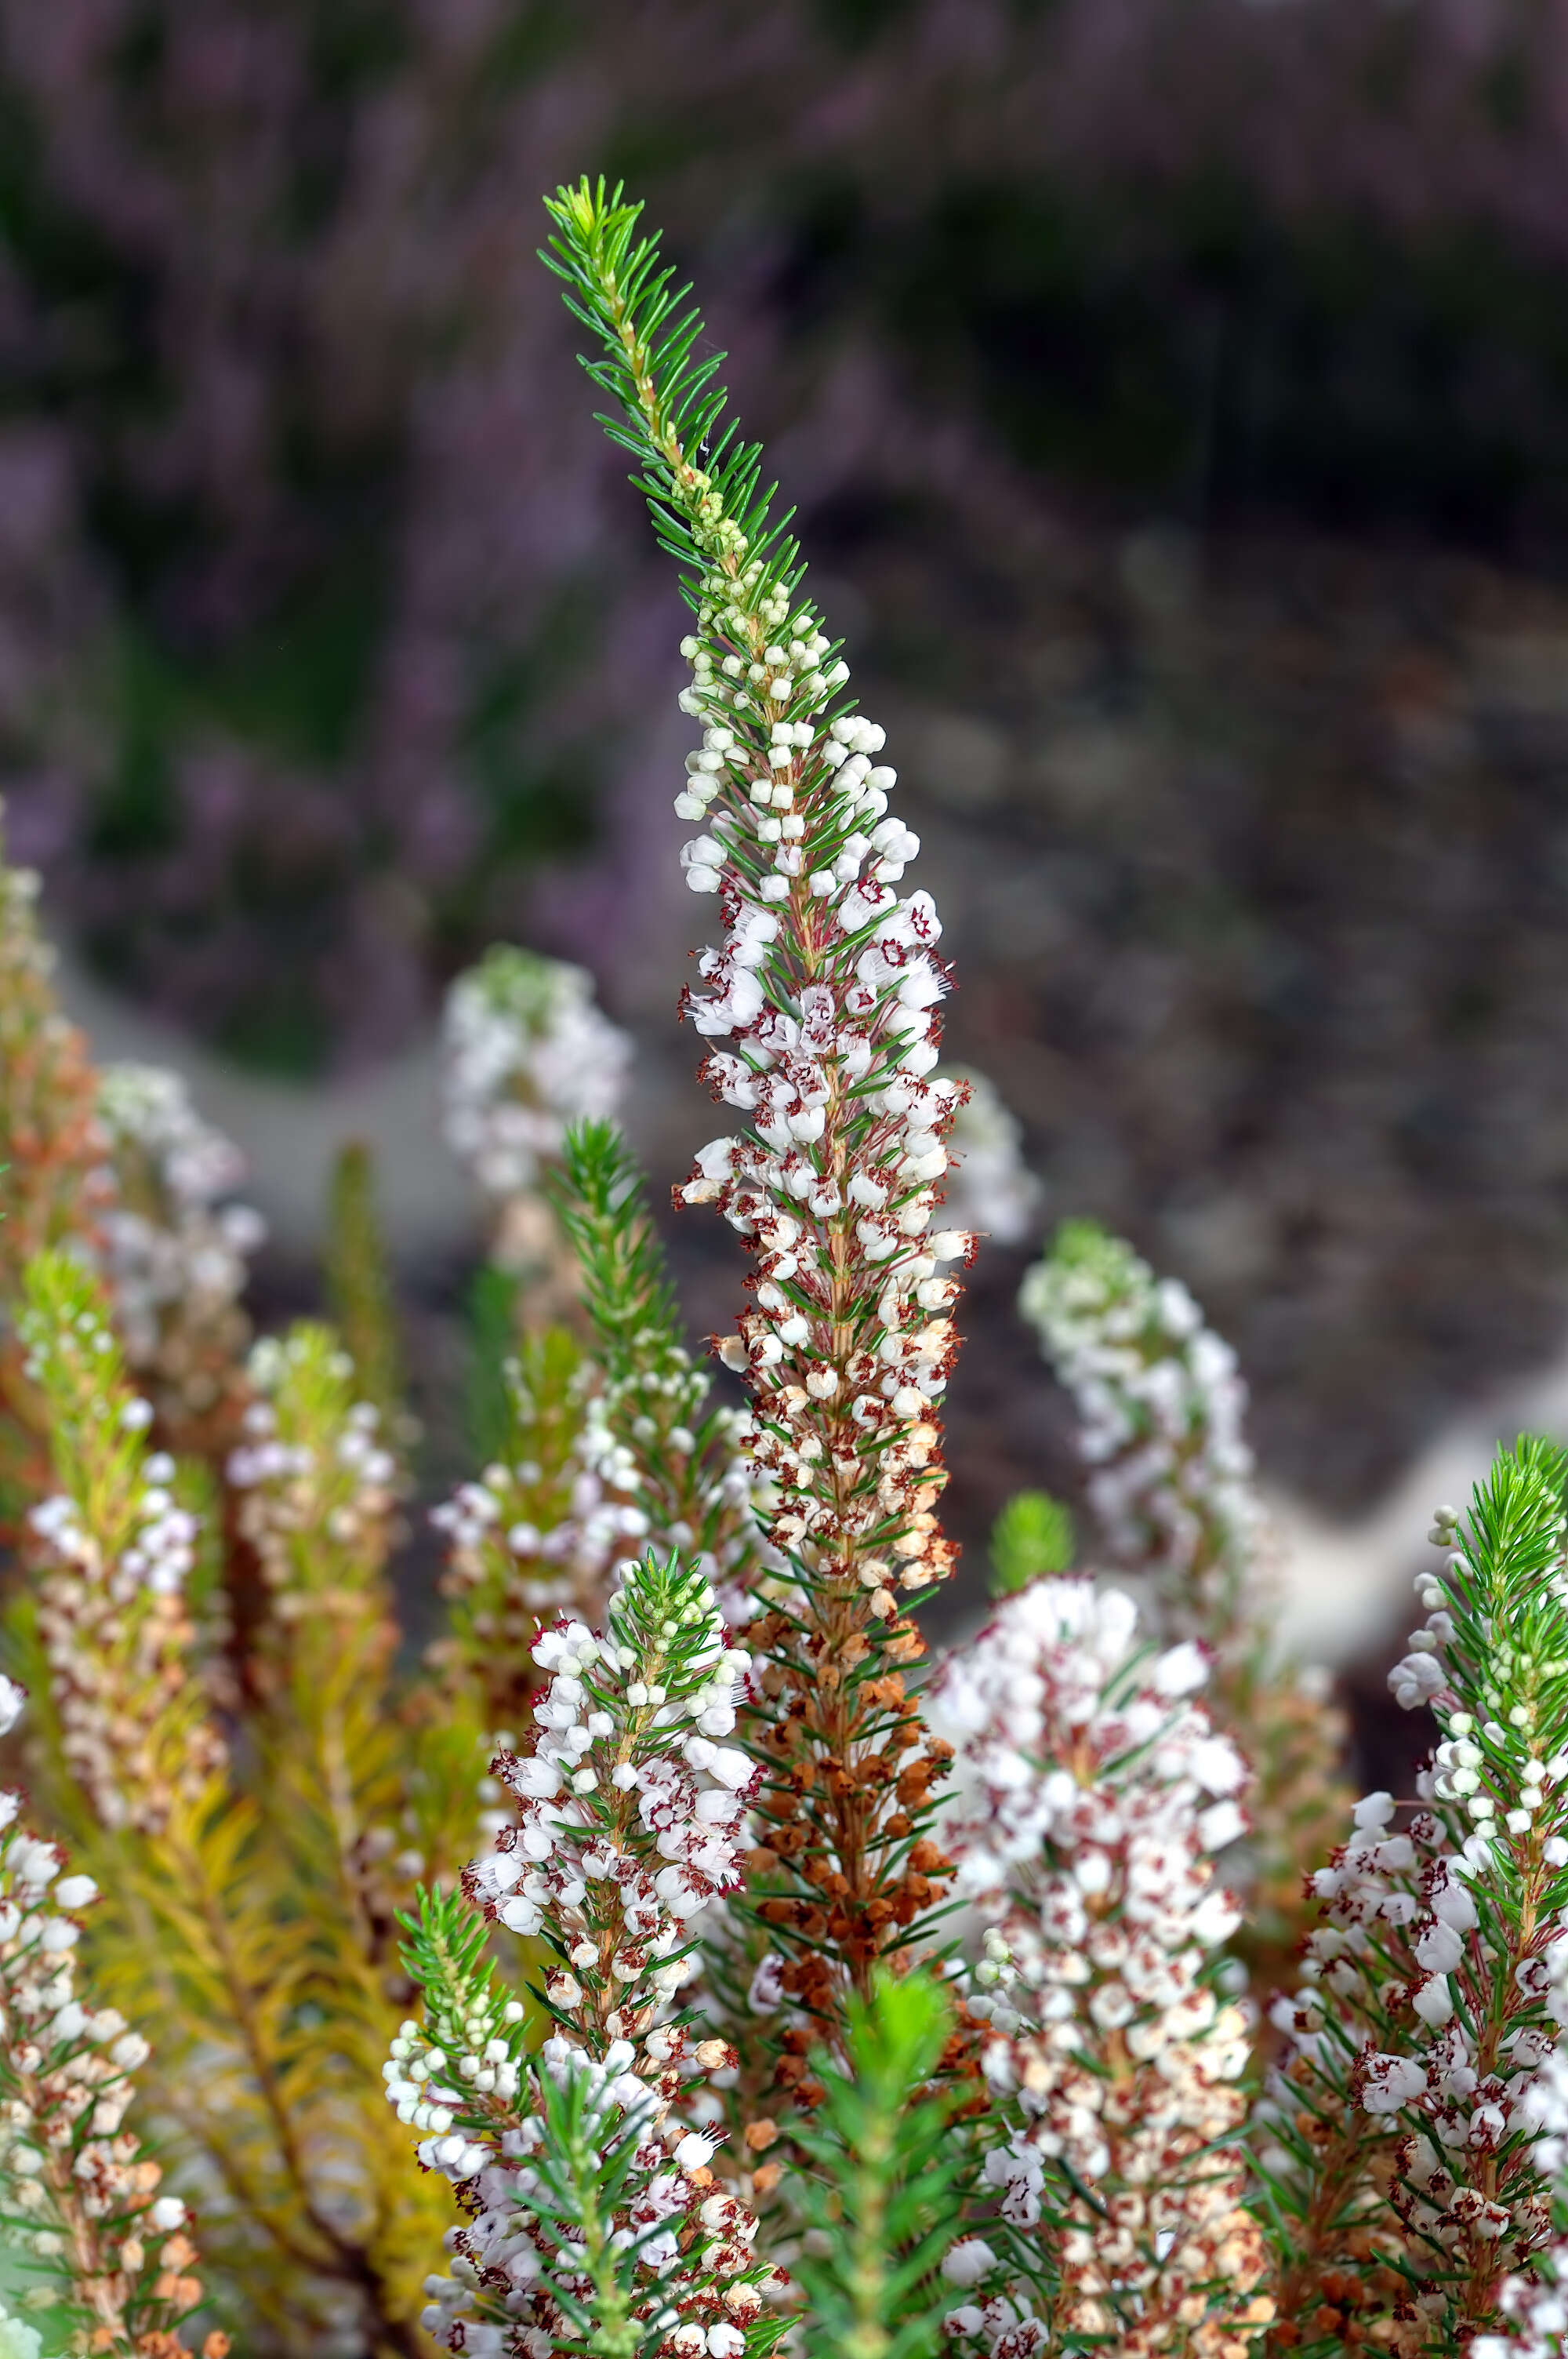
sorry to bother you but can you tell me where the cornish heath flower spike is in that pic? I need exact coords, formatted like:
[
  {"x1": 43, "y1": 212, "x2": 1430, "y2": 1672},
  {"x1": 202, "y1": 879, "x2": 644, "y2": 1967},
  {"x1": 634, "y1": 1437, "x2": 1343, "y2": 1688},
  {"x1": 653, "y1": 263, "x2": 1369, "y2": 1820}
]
[
  {"x1": 927, "y1": 1578, "x2": 1271, "y2": 2359},
  {"x1": 1020, "y1": 1220, "x2": 1264, "y2": 1651},
  {"x1": 18, "y1": 1256, "x2": 219, "y2": 1837},
  {"x1": 443, "y1": 945, "x2": 633, "y2": 1319},
  {"x1": 95, "y1": 1063, "x2": 264, "y2": 1446},
  {"x1": 541, "y1": 176, "x2": 962, "y2": 2031},
  {"x1": 1024, "y1": 1217, "x2": 1352, "y2": 2000}
]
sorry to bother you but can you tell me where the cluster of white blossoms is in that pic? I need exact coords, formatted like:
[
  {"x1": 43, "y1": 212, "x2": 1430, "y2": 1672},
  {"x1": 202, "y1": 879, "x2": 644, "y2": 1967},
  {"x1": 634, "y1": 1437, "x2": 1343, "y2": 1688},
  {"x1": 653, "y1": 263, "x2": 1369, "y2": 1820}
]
[
  {"x1": 441, "y1": 945, "x2": 633, "y2": 1207},
  {"x1": 0, "y1": 1674, "x2": 212, "y2": 2355},
  {"x1": 576, "y1": 1352, "x2": 771, "y2": 1635},
  {"x1": 388, "y1": 1551, "x2": 777, "y2": 2358},
  {"x1": 1019, "y1": 1223, "x2": 1265, "y2": 1647},
  {"x1": 940, "y1": 1068, "x2": 1043, "y2": 1250},
  {"x1": 464, "y1": 1558, "x2": 757, "y2": 2005},
  {"x1": 1265, "y1": 1790, "x2": 1563, "y2": 2338},
  {"x1": 390, "y1": 2008, "x2": 775, "y2": 2359},
  {"x1": 925, "y1": 1579, "x2": 1272, "y2": 2359},
  {"x1": 673, "y1": 608, "x2": 967, "y2": 1616},
  {"x1": 95, "y1": 1061, "x2": 264, "y2": 1411},
  {"x1": 430, "y1": 1429, "x2": 652, "y2": 1685},
  {"x1": 19, "y1": 1285, "x2": 217, "y2": 1836},
  {"x1": 227, "y1": 1331, "x2": 398, "y2": 1622},
  {"x1": 1265, "y1": 1448, "x2": 1568, "y2": 2344}
]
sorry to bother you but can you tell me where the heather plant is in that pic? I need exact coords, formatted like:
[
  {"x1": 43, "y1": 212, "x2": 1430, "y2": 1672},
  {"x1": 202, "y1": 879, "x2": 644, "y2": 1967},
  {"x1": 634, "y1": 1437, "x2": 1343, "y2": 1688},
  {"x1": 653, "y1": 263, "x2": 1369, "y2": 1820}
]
[
  {"x1": 1022, "y1": 1218, "x2": 1352, "y2": 1988},
  {"x1": 325, "y1": 1144, "x2": 408, "y2": 1459},
  {"x1": 441, "y1": 949, "x2": 633, "y2": 1326},
  {"x1": 0, "y1": 1674, "x2": 223, "y2": 2359},
  {"x1": 7, "y1": 173, "x2": 1568, "y2": 2359}
]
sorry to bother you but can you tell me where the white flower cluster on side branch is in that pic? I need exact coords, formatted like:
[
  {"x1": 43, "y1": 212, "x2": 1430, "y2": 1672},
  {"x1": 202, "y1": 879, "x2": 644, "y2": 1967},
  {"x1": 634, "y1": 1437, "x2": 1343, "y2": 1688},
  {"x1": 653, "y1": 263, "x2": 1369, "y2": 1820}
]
[
  {"x1": 19, "y1": 1270, "x2": 218, "y2": 1837},
  {"x1": 387, "y1": 1550, "x2": 781, "y2": 2359},
  {"x1": 0, "y1": 1674, "x2": 219, "y2": 2357},
  {"x1": 442, "y1": 947, "x2": 632, "y2": 1209},
  {"x1": 1019, "y1": 1220, "x2": 1265, "y2": 1650},
  {"x1": 926, "y1": 1577, "x2": 1272, "y2": 2359},
  {"x1": 96, "y1": 1061, "x2": 263, "y2": 1425},
  {"x1": 227, "y1": 1329, "x2": 399, "y2": 1629}
]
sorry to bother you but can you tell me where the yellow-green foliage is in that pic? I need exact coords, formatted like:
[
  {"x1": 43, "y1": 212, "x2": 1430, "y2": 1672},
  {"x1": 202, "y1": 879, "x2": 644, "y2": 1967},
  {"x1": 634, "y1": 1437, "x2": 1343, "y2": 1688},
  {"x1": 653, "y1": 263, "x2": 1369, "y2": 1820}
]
[
  {"x1": 9, "y1": 1265, "x2": 471, "y2": 2356},
  {"x1": 987, "y1": 1489, "x2": 1076, "y2": 1596},
  {"x1": 325, "y1": 1141, "x2": 408, "y2": 1452}
]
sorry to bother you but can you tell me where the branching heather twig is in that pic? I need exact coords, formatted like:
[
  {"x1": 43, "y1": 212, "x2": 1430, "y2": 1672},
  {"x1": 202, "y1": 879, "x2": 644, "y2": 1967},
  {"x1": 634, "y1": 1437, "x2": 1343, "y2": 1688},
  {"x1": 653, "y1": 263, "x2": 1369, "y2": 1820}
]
[
  {"x1": 94, "y1": 1063, "x2": 263, "y2": 1462},
  {"x1": 392, "y1": 1551, "x2": 786, "y2": 2358}
]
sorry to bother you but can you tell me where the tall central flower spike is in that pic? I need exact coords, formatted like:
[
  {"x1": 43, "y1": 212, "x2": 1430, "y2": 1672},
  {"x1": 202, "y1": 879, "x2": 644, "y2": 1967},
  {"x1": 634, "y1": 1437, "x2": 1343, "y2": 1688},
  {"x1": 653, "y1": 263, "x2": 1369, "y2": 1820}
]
[{"x1": 542, "y1": 182, "x2": 960, "y2": 2021}]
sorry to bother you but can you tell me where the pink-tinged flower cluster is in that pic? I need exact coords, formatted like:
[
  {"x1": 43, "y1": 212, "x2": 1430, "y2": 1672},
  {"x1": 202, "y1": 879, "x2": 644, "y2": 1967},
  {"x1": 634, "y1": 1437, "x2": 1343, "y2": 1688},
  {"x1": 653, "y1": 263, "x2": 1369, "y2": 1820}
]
[
  {"x1": 576, "y1": 1354, "x2": 773, "y2": 1641},
  {"x1": 1264, "y1": 1793, "x2": 1563, "y2": 2331},
  {"x1": 431, "y1": 1451, "x2": 638, "y2": 1656},
  {"x1": 1265, "y1": 1452, "x2": 1568, "y2": 2343},
  {"x1": 1019, "y1": 1224, "x2": 1265, "y2": 1648},
  {"x1": 226, "y1": 1330, "x2": 398, "y2": 1614},
  {"x1": 673, "y1": 615, "x2": 964, "y2": 1615},
  {"x1": 926, "y1": 1579, "x2": 1271, "y2": 2359}
]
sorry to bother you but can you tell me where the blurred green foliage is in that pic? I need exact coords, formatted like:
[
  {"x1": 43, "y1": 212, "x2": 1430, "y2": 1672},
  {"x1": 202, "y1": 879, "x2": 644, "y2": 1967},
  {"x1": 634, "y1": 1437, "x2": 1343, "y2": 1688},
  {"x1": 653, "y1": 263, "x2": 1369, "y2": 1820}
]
[{"x1": 989, "y1": 1489, "x2": 1076, "y2": 1597}]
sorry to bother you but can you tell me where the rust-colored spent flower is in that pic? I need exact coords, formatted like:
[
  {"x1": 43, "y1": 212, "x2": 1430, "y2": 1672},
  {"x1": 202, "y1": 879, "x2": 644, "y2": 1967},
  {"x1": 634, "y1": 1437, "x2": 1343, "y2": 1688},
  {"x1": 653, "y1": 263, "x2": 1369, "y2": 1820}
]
[{"x1": 543, "y1": 177, "x2": 962, "y2": 2027}]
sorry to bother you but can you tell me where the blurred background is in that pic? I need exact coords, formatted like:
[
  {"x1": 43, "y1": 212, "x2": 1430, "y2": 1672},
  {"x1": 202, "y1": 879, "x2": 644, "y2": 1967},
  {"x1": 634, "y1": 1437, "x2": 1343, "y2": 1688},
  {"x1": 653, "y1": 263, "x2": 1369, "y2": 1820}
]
[{"x1": 7, "y1": 0, "x2": 1568, "y2": 1689}]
